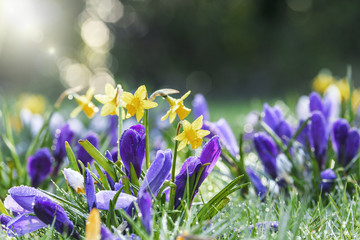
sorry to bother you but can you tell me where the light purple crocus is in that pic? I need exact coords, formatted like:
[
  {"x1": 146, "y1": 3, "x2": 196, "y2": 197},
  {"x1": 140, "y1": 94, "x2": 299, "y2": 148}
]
[
  {"x1": 138, "y1": 190, "x2": 153, "y2": 234},
  {"x1": 33, "y1": 196, "x2": 79, "y2": 239},
  {"x1": 331, "y1": 119, "x2": 360, "y2": 166},
  {"x1": 85, "y1": 168, "x2": 97, "y2": 212},
  {"x1": 320, "y1": 169, "x2": 336, "y2": 192},
  {"x1": 53, "y1": 124, "x2": 74, "y2": 164},
  {"x1": 27, "y1": 148, "x2": 53, "y2": 188},
  {"x1": 253, "y1": 132, "x2": 278, "y2": 179},
  {"x1": 174, "y1": 137, "x2": 221, "y2": 208},
  {"x1": 263, "y1": 103, "x2": 292, "y2": 144},
  {"x1": 193, "y1": 93, "x2": 210, "y2": 121},
  {"x1": 77, "y1": 132, "x2": 99, "y2": 167},
  {"x1": 95, "y1": 191, "x2": 136, "y2": 210},
  {"x1": 309, "y1": 91, "x2": 339, "y2": 124},
  {"x1": 120, "y1": 125, "x2": 146, "y2": 180},
  {"x1": 101, "y1": 225, "x2": 119, "y2": 240},
  {"x1": 246, "y1": 167, "x2": 267, "y2": 198},
  {"x1": 8, "y1": 186, "x2": 50, "y2": 211},
  {"x1": 309, "y1": 111, "x2": 328, "y2": 169}
]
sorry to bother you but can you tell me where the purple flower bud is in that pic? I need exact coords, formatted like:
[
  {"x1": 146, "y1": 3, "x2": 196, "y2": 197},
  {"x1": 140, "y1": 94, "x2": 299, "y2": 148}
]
[
  {"x1": 246, "y1": 167, "x2": 267, "y2": 198},
  {"x1": 320, "y1": 169, "x2": 336, "y2": 192},
  {"x1": 27, "y1": 148, "x2": 53, "y2": 188},
  {"x1": 77, "y1": 132, "x2": 99, "y2": 166},
  {"x1": 309, "y1": 92, "x2": 324, "y2": 114},
  {"x1": 120, "y1": 125, "x2": 146, "y2": 179},
  {"x1": 263, "y1": 103, "x2": 283, "y2": 131},
  {"x1": 108, "y1": 115, "x2": 119, "y2": 147},
  {"x1": 276, "y1": 120, "x2": 292, "y2": 144},
  {"x1": 253, "y1": 133, "x2": 278, "y2": 179},
  {"x1": 95, "y1": 191, "x2": 136, "y2": 210},
  {"x1": 33, "y1": 196, "x2": 79, "y2": 239},
  {"x1": 8, "y1": 186, "x2": 50, "y2": 211},
  {"x1": 0, "y1": 214, "x2": 11, "y2": 230},
  {"x1": 296, "y1": 120, "x2": 309, "y2": 146},
  {"x1": 138, "y1": 190, "x2": 153, "y2": 234},
  {"x1": 212, "y1": 119, "x2": 239, "y2": 156},
  {"x1": 198, "y1": 136, "x2": 221, "y2": 184},
  {"x1": 192, "y1": 94, "x2": 210, "y2": 121},
  {"x1": 6, "y1": 213, "x2": 47, "y2": 236},
  {"x1": 331, "y1": 119, "x2": 350, "y2": 164},
  {"x1": 309, "y1": 111, "x2": 328, "y2": 169},
  {"x1": 138, "y1": 149, "x2": 172, "y2": 197},
  {"x1": 101, "y1": 225, "x2": 118, "y2": 240},
  {"x1": 53, "y1": 124, "x2": 74, "y2": 162},
  {"x1": 85, "y1": 169, "x2": 97, "y2": 212},
  {"x1": 344, "y1": 129, "x2": 360, "y2": 166}
]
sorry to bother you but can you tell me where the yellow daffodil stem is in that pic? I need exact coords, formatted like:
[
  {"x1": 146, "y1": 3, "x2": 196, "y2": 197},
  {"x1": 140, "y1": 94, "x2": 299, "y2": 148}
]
[
  {"x1": 117, "y1": 103, "x2": 123, "y2": 169},
  {"x1": 144, "y1": 109, "x2": 150, "y2": 170},
  {"x1": 169, "y1": 122, "x2": 181, "y2": 210}
]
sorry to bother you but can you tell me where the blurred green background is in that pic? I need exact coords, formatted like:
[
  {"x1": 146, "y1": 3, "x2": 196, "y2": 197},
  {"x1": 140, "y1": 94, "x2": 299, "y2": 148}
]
[{"x1": 0, "y1": 0, "x2": 359, "y2": 100}]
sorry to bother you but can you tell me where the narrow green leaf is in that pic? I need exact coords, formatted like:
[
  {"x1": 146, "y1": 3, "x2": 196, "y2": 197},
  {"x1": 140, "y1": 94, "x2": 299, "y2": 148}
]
[
  {"x1": 122, "y1": 176, "x2": 132, "y2": 195},
  {"x1": 94, "y1": 162, "x2": 111, "y2": 190},
  {"x1": 65, "y1": 141, "x2": 80, "y2": 172},
  {"x1": 130, "y1": 162, "x2": 140, "y2": 191},
  {"x1": 118, "y1": 209, "x2": 149, "y2": 240},
  {"x1": 0, "y1": 199, "x2": 10, "y2": 216},
  {"x1": 2, "y1": 135, "x2": 23, "y2": 178}
]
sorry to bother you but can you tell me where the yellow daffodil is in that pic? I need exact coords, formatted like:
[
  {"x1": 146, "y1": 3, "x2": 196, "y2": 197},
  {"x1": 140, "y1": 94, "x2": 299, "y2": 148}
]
[
  {"x1": 335, "y1": 78, "x2": 350, "y2": 101},
  {"x1": 122, "y1": 85, "x2": 158, "y2": 122},
  {"x1": 312, "y1": 73, "x2": 336, "y2": 94},
  {"x1": 94, "y1": 83, "x2": 123, "y2": 116},
  {"x1": 174, "y1": 115, "x2": 210, "y2": 151},
  {"x1": 85, "y1": 208, "x2": 101, "y2": 240},
  {"x1": 161, "y1": 91, "x2": 191, "y2": 123},
  {"x1": 18, "y1": 94, "x2": 46, "y2": 114},
  {"x1": 70, "y1": 87, "x2": 99, "y2": 119},
  {"x1": 352, "y1": 89, "x2": 360, "y2": 112}
]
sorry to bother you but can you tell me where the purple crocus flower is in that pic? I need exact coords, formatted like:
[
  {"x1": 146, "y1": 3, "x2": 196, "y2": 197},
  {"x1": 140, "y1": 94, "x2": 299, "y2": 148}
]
[
  {"x1": 309, "y1": 111, "x2": 328, "y2": 169},
  {"x1": 138, "y1": 190, "x2": 153, "y2": 235},
  {"x1": 101, "y1": 225, "x2": 118, "y2": 240},
  {"x1": 320, "y1": 169, "x2": 336, "y2": 192},
  {"x1": 53, "y1": 124, "x2": 74, "y2": 164},
  {"x1": 7, "y1": 213, "x2": 47, "y2": 236},
  {"x1": 108, "y1": 115, "x2": 119, "y2": 147},
  {"x1": 120, "y1": 125, "x2": 146, "y2": 179},
  {"x1": 85, "y1": 168, "x2": 97, "y2": 212},
  {"x1": 8, "y1": 186, "x2": 50, "y2": 211},
  {"x1": 331, "y1": 119, "x2": 360, "y2": 166},
  {"x1": 77, "y1": 132, "x2": 99, "y2": 167},
  {"x1": 95, "y1": 191, "x2": 136, "y2": 210},
  {"x1": 253, "y1": 132, "x2": 278, "y2": 179},
  {"x1": 27, "y1": 148, "x2": 53, "y2": 188},
  {"x1": 212, "y1": 119, "x2": 239, "y2": 157},
  {"x1": 174, "y1": 137, "x2": 221, "y2": 208},
  {"x1": 192, "y1": 93, "x2": 210, "y2": 121},
  {"x1": 309, "y1": 91, "x2": 339, "y2": 124},
  {"x1": 138, "y1": 149, "x2": 172, "y2": 197},
  {"x1": 246, "y1": 167, "x2": 267, "y2": 198},
  {"x1": 296, "y1": 120, "x2": 309, "y2": 146},
  {"x1": 33, "y1": 196, "x2": 79, "y2": 239}
]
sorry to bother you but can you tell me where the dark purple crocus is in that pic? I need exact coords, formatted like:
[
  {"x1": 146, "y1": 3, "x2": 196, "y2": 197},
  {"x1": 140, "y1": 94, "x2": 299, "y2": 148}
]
[
  {"x1": 138, "y1": 190, "x2": 153, "y2": 235},
  {"x1": 263, "y1": 103, "x2": 293, "y2": 144},
  {"x1": 0, "y1": 214, "x2": 11, "y2": 230},
  {"x1": 331, "y1": 119, "x2": 360, "y2": 166},
  {"x1": 193, "y1": 93, "x2": 210, "y2": 121},
  {"x1": 246, "y1": 167, "x2": 267, "y2": 198},
  {"x1": 138, "y1": 149, "x2": 172, "y2": 197},
  {"x1": 174, "y1": 137, "x2": 221, "y2": 208},
  {"x1": 120, "y1": 125, "x2": 146, "y2": 180},
  {"x1": 309, "y1": 111, "x2": 328, "y2": 169},
  {"x1": 77, "y1": 132, "x2": 99, "y2": 166},
  {"x1": 309, "y1": 91, "x2": 338, "y2": 123},
  {"x1": 85, "y1": 168, "x2": 97, "y2": 212},
  {"x1": 27, "y1": 148, "x2": 53, "y2": 188},
  {"x1": 33, "y1": 196, "x2": 79, "y2": 239},
  {"x1": 253, "y1": 132, "x2": 278, "y2": 179},
  {"x1": 296, "y1": 120, "x2": 309, "y2": 146},
  {"x1": 320, "y1": 169, "x2": 336, "y2": 192},
  {"x1": 53, "y1": 124, "x2": 74, "y2": 164},
  {"x1": 108, "y1": 115, "x2": 119, "y2": 147}
]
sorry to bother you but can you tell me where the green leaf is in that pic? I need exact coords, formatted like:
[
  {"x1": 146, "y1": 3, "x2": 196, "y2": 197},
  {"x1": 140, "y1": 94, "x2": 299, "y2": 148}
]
[
  {"x1": 130, "y1": 162, "x2": 140, "y2": 192},
  {"x1": 118, "y1": 209, "x2": 150, "y2": 240},
  {"x1": 122, "y1": 176, "x2": 132, "y2": 195},
  {"x1": 0, "y1": 199, "x2": 10, "y2": 216},
  {"x1": 65, "y1": 141, "x2": 80, "y2": 173},
  {"x1": 2, "y1": 135, "x2": 23, "y2": 179},
  {"x1": 78, "y1": 139, "x2": 118, "y2": 181},
  {"x1": 94, "y1": 162, "x2": 111, "y2": 190}
]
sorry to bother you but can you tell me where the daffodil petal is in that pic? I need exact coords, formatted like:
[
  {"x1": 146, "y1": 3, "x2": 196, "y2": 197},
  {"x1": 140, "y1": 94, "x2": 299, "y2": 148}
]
[
  {"x1": 122, "y1": 92, "x2": 134, "y2": 104},
  {"x1": 136, "y1": 107, "x2": 145, "y2": 122},
  {"x1": 143, "y1": 100, "x2": 158, "y2": 109},
  {"x1": 101, "y1": 103, "x2": 116, "y2": 116},
  {"x1": 182, "y1": 120, "x2": 192, "y2": 132},
  {"x1": 70, "y1": 106, "x2": 83, "y2": 118},
  {"x1": 134, "y1": 85, "x2": 147, "y2": 99},
  {"x1": 161, "y1": 110, "x2": 171, "y2": 121},
  {"x1": 94, "y1": 94, "x2": 111, "y2": 104},
  {"x1": 177, "y1": 139, "x2": 188, "y2": 151},
  {"x1": 197, "y1": 129, "x2": 210, "y2": 138},
  {"x1": 180, "y1": 90, "x2": 191, "y2": 101},
  {"x1": 86, "y1": 87, "x2": 95, "y2": 99},
  {"x1": 192, "y1": 115, "x2": 203, "y2": 130},
  {"x1": 105, "y1": 83, "x2": 115, "y2": 97}
]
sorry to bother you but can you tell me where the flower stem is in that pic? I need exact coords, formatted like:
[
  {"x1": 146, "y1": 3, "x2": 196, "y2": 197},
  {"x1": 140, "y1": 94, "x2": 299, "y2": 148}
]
[
  {"x1": 117, "y1": 104, "x2": 123, "y2": 167},
  {"x1": 169, "y1": 122, "x2": 181, "y2": 210},
  {"x1": 144, "y1": 109, "x2": 150, "y2": 170}
]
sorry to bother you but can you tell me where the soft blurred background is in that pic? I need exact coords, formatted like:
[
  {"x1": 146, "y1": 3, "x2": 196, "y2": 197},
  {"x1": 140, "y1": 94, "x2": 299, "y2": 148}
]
[{"x1": 0, "y1": 0, "x2": 359, "y2": 102}]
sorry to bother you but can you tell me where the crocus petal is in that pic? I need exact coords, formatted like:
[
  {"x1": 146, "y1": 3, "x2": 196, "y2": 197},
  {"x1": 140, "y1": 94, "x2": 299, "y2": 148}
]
[
  {"x1": 331, "y1": 119, "x2": 349, "y2": 163},
  {"x1": 27, "y1": 148, "x2": 53, "y2": 188},
  {"x1": 120, "y1": 125, "x2": 146, "y2": 179},
  {"x1": 33, "y1": 196, "x2": 79, "y2": 239},
  {"x1": 192, "y1": 94, "x2": 210, "y2": 121},
  {"x1": 138, "y1": 190, "x2": 153, "y2": 234},
  {"x1": 296, "y1": 120, "x2": 309, "y2": 146},
  {"x1": 296, "y1": 96, "x2": 311, "y2": 120},
  {"x1": 0, "y1": 214, "x2": 11, "y2": 230},
  {"x1": 174, "y1": 157, "x2": 202, "y2": 208},
  {"x1": 63, "y1": 168, "x2": 85, "y2": 194},
  {"x1": 212, "y1": 119, "x2": 239, "y2": 156},
  {"x1": 138, "y1": 149, "x2": 172, "y2": 197},
  {"x1": 309, "y1": 111, "x2": 328, "y2": 169},
  {"x1": 95, "y1": 191, "x2": 136, "y2": 210},
  {"x1": 263, "y1": 103, "x2": 283, "y2": 131},
  {"x1": 77, "y1": 132, "x2": 99, "y2": 166},
  {"x1": 101, "y1": 225, "x2": 118, "y2": 240},
  {"x1": 7, "y1": 213, "x2": 46, "y2": 236},
  {"x1": 309, "y1": 92, "x2": 324, "y2": 114},
  {"x1": 323, "y1": 85, "x2": 341, "y2": 123},
  {"x1": 253, "y1": 133, "x2": 278, "y2": 179},
  {"x1": 53, "y1": 124, "x2": 74, "y2": 162},
  {"x1": 85, "y1": 169, "x2": 97, "y2": 212},
  {"x1": 344, "y1": 128, "x2": 360, "y2": 166},
  {"x1": 276, "y1": 120, "x2": 292, "y2": 144},
  {"x1": 198, "y1": 136, "x2": 221, "y2": 183},
  {"x1": 246, "y1": 167, "x2": 267, "y2": 198},
  {"x1": 8, "y1": 186, "x2": 49, "y2": 211},
  {"x1": 320, "y1": 169, "x2": 336, "y2": 192},
  {"x1": 4, "y1": 196, "x2": 27, "y2": 214}
]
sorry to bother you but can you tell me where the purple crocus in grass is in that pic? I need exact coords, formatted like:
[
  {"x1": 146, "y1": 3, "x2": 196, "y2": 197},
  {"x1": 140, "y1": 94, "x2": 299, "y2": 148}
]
[
  {"x1": 101, "y1": 225, "x2": 119, "y2": 240},
  {"x1": 77, "y1": 132, "x2": 99, "y2": 167},
  {"x1": 53, "y1": 124, "x2": 74, "y2": 168},
  {"x1": 253, "y1": 132, "x2": 278, "y2": 179},
  {"x1": 174, "y1": 137, "x2": 221, "y2": 208},
  {"x1": 33, "y1": 196, "x2": 79, "y2": 239},
  {"x1": 309, "y1": 91, "x2": 340, "y2": 124},
  {"x1": 120, "y1": 125, "x2": 146, "y2": 180},
  {"x1": 95, "y1": 191, "x2": 136, "y2": 210},
  {"x1": 320, "y1": 169, "x2": 336, "y2": 192},
  {"x1": 27, "y1": 148, "x2": 53, "y2": 188},
  {"x1": 309, "y1": 111, "x2": 328, "y2": 169},
  {"x1": 296, "y1": 120, "x2": 310, "y2": 146},
  {"x1": 8, "y1": 186, "x2": 50, "y2": 211},
  {"x1": 246, "y1": 167, "x2": 267, "y2": 198},
  {"x1": 263, "y1": 103, "x2": 292, "y2": 144},
  {"x1": 331, "y1": 119, "x2": 360, "y2": 166},
  {"x1": 138, "y1": 190, "x2": 153, "y2": 234},
  {"x1": 0, "y1": 214, "x2": 11, "y2": 230},
  {"x1": 85, "y1": 168, "x2": 97, "y2": 212},
  {"x1": 193, "y1": 94, "x2": 210, "y2": 121},
  {"x1": 7, "y1": 213, "x2": 47, "y2": 236},
  {"x1": 138, "y1": 149, "x2": 172, "y2": 197}
]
